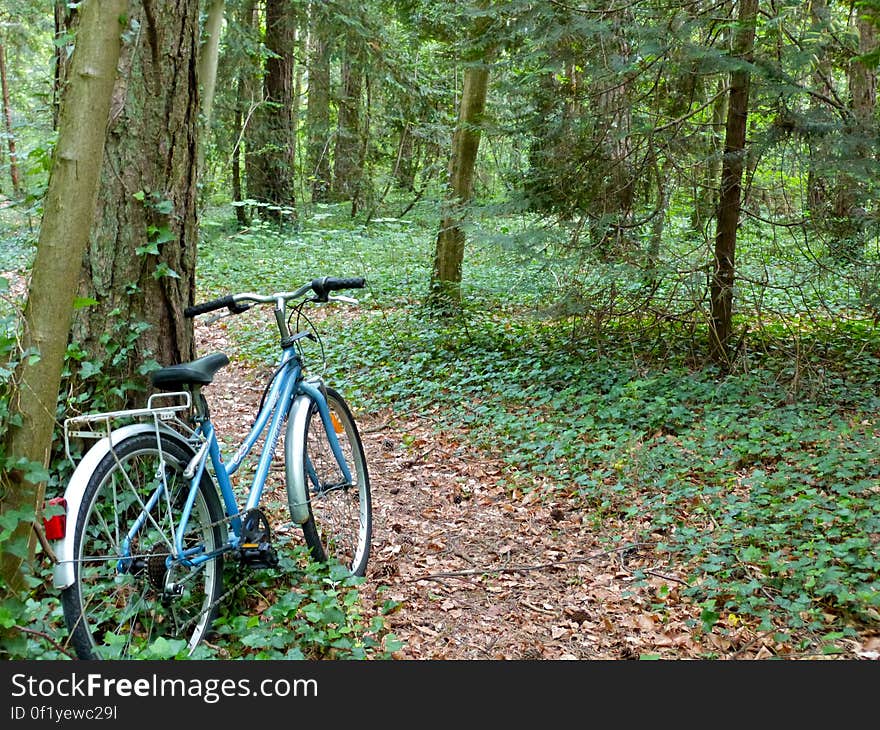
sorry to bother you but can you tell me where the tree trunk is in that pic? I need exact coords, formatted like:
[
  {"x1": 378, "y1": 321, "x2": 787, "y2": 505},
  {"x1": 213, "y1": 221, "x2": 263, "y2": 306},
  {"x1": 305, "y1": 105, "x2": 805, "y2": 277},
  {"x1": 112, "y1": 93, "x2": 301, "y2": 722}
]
[
  {"x1": 593, "y1": 14, "x2": 636, "y2": 259},
  {"x1": 306, "y1": 2, "x2": 332, "y2": 203},
  {"x1": 332, "y1": 31, "x2": 364, "y2": 205},
  {"x1": 709, "y1": 0, "x2": 758, "y2": 365},
  {"x1": 232, "y1": 0, "x2": 257, "y2": 227},
  {"x1": 828, "y1": 11, "x2": 877, "y2": 259},
  {"x1": 395, "y1": 123, "x2": 415, "y2": 191},
  {"x1": 692, "y1": 78, "x2": 728, "y2": 234},
  {"x1": 292, "y1": 25, "x2": 304, "y2": 207},
  {"x1": 232, "y1": 76, "x2": 250, "y2": 227},
  {"x1": 52, "y1": 1, "x2": 76, "y2": 129},
  {"x1": 0, "y1": 0, "x2": 128, "y2": 593},
  {"x1": 247, "y1": 0, "x2": 296, "y2": 222},
  {"x1": 0, "y1": 42, "x2": 21, "y2": 195},
  {"x1": 805, "y1": 0, "x2": 832, "y2": 225},
  {"x1": 71, "y1": 0, "x2": 202, "y2": 402},
  {"x1": 430, "y1": 61, "x2": 491, "y2": 308},
  {"x1": 197, "y1": 0, "x2": 225, "y2": 173}
]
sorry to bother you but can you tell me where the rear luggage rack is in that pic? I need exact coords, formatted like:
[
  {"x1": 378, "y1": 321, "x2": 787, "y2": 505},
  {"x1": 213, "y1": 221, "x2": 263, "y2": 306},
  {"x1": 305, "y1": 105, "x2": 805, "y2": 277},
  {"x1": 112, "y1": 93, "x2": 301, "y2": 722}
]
[{"x1": 63, "y1": 391, "x2": 194, "y2": 464}]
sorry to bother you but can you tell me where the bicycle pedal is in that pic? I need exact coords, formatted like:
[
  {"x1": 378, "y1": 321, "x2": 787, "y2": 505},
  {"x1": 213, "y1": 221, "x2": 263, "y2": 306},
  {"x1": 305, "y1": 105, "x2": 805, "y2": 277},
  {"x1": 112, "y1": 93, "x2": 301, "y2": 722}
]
[
  {"x1": 236, "y1": 543, "x2": 279, "y2": 569},
  {"x1": 235, "y1": 508, "x2": 278, "y2": 568}
]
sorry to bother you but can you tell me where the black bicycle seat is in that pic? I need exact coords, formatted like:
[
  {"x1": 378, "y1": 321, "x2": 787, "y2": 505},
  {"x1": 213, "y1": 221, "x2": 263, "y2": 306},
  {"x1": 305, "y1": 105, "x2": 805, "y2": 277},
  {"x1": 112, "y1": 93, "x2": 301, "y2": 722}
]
[{"x1": 150, "y1": 352, "x2": 230, "y2": 391}]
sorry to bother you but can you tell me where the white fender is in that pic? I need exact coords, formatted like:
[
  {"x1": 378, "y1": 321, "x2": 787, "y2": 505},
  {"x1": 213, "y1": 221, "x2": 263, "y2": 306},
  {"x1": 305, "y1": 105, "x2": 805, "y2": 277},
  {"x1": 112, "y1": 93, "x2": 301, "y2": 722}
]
[
  {"x1": 284, "y1": 394, "x2": 313, "y2": 525},
  {"x1": 53, "y1": 423, "x2": 195, "y2": 589}
]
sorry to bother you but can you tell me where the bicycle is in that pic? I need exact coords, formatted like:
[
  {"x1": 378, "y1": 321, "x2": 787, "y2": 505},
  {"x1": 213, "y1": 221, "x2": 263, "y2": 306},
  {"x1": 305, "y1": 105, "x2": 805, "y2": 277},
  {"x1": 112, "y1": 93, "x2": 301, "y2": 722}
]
[{"x1": 49, "y1": 276, "x2": 372, "y2": 660}]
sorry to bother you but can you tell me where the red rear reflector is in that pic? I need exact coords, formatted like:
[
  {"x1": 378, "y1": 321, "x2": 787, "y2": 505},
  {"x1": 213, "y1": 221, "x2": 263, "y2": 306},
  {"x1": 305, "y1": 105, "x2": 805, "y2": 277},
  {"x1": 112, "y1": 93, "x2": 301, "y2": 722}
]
[{"x1": 43, "y1": 497, "x2": 67, "y2": 540}]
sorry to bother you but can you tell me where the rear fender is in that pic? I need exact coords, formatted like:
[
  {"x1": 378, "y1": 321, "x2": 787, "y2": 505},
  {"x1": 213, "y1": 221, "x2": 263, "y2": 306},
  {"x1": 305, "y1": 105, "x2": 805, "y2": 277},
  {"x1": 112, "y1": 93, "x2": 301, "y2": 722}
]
[{"x1": 53, "y1": 424, "x2": 196, "y2": 589}]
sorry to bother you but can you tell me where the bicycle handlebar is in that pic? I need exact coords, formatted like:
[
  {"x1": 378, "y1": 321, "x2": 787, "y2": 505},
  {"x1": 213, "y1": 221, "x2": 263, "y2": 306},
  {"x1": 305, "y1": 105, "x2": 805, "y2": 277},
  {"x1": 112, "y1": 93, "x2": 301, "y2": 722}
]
[{"x1": 184, "y1": 277, "x2": 366, "y2": 318}]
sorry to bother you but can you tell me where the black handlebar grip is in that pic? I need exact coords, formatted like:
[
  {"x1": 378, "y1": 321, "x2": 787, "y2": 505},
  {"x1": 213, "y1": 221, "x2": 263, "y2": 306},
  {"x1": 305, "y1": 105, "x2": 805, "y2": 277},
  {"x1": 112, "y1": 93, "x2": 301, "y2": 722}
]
[
  {"x1": 310, "y1": 276, "x2": 366, "y2": 300},
  {"x1": 184, "y1": 295, "x2": 235, "y2": 318}
]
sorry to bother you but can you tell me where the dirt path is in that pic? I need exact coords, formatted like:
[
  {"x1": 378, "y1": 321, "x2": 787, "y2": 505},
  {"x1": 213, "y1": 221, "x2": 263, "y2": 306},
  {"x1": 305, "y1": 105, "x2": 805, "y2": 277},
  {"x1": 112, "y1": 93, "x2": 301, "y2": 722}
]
[
  {"x1": 199, "y1": 319, "x2": 722, "y2": 660},
  {"x1": 353, "y1": 409, "x2": 716, "y2": 659}
]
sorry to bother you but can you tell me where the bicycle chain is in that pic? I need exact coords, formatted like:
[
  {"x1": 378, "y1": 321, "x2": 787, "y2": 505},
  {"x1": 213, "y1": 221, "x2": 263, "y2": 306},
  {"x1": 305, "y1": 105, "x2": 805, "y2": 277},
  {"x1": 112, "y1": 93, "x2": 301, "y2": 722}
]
[{"x1": 173, "y1": 509, "x2": 286, "y2": 636}]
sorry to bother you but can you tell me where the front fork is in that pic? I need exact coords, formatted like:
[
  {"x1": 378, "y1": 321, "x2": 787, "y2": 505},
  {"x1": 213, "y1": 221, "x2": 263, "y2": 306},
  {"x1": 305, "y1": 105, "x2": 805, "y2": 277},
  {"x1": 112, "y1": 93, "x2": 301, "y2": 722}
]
[
  {"x1": 298, "y1": 378, "x2": 353, "y2": 485},
  {"x1": 285, "y1": 377, "x2": 352, "y2": 524}
]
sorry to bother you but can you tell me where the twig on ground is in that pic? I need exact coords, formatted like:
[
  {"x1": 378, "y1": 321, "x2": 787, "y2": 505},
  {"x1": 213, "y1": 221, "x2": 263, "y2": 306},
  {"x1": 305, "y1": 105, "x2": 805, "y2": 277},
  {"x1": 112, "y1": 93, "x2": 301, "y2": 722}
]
[
  {"x1": 14, "y1": 625, "x2": 75, "y2": 659},
  {"x1": 411, "y1": 542, "x2": 653, "y2": 582}
]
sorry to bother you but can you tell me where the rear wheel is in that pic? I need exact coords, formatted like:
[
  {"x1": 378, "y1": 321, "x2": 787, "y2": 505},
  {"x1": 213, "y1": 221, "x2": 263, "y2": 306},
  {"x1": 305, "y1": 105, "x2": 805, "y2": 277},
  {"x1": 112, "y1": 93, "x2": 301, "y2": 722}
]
[
  {"x1": 60, "y1": 432, "x2": 225, "y2": 659},
  {"x1": 299, "y1": 388, "x2": 371, "y2": 577}
]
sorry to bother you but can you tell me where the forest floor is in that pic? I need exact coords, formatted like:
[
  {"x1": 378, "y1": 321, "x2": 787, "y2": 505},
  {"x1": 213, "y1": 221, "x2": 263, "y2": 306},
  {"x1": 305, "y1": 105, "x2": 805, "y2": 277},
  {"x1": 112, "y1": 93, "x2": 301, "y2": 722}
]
[
  {"x1": 3, "y1": 266, "x2": 876, "y2": 660},
  {"x1": 197, "y1": 318, "x2": 879, "y2": 661}
]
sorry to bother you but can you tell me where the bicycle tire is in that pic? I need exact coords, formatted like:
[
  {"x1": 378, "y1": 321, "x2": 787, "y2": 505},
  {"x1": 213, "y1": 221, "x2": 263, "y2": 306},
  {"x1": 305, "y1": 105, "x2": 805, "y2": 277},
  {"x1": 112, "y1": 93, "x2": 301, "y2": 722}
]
[
  {"x1": 60, "y1": 431, "x2": 225, "y2": 659},
  {"x1": 298, "y1": 387, "x2": 372, "y2": 577}
]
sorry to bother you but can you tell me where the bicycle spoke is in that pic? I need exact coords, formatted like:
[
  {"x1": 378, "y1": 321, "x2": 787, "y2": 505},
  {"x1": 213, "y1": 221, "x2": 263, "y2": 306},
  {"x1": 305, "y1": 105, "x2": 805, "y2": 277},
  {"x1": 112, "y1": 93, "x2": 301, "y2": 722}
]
[{"x1": 62, "y1": 434, "x2": 224, "y2": 659}]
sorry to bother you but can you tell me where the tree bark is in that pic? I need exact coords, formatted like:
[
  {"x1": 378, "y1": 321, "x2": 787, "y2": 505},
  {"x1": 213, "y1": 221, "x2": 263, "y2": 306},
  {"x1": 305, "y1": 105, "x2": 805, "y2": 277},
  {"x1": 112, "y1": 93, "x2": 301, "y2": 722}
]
[
  {"x1": 709, "y1": 0, "x2": 758, "y2": 365},
  {"x1": 306, "y1": 2, "x2": 332, "y2": 203},
  {"x1": 0, "y1": 0, "x2": 128, "y2": 592},
  {"x1": 827, "y1": 10, "x2": 877, "y2": 259},
  {"x1": 332, "y1": 31, "x2": 364, "y2": 205},
  {"x1": 232, "y1": 0, "x2": 257, "y2": 227},
  {"x1": 232, "y1": 75, "x2": 250, "y2": 227},
  {"x1": 71, "y1": 0, "x2": 202, "y2": 402},
  {"x1": 52, "y1": 1, "x2": 76, "y2": 129},
  {"x1": 247, "y1": 0, "x2": 296, "y2": 222},
  {"x1": 0, "y1": 42, "x2": 21, "y2": 195},
  {"x1": 430, "y1": 60, "x2": 491, "y2": 308},
  {"x1": 692, "y1": 78, "x2": 728, "y2": 234},
  {"x1": 197, "y1": 0, "x2": 225, "y2": 173}
]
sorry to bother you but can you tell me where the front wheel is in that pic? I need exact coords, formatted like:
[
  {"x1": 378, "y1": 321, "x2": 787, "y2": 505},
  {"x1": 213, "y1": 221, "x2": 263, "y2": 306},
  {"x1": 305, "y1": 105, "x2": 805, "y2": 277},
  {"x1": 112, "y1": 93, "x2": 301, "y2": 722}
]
[
  {"x1": 60, "y1": 432, "x2": 225, "y2": 659},
  {"x1": 298, "y1": 387, "x2": 371, "y2": 577}
]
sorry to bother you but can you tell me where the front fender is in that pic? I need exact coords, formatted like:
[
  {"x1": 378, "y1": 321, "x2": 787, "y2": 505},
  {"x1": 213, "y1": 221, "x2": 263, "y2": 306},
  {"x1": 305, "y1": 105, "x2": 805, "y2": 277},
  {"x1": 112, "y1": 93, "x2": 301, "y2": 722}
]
[
  {"x1": 52, "y1": 423, "x2": 195, "y2": 589},
  {"x1": 284, "y1": 393, "x2": 313, "y2": 525}
]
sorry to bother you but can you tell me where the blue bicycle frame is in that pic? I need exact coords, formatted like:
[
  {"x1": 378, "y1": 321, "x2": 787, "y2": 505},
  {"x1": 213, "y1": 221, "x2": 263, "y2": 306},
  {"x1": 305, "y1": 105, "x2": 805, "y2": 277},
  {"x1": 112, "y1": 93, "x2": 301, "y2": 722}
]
[{"x1": 121, "y1": 337, "x2": 353, "y2": 572}]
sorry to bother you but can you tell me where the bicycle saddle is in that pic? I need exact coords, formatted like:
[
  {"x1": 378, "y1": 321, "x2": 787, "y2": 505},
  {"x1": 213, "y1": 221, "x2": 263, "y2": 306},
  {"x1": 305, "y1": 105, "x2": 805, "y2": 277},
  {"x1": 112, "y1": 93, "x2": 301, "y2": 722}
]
[{"x1": 150, "y1": 352, "x2": 230, "y2": 391}]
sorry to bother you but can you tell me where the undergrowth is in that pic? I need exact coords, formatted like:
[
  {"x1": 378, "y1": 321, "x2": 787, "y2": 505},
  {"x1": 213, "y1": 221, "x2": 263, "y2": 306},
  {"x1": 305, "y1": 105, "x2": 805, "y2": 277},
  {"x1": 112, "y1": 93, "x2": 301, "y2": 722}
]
[
  {"x1": 198, "y1": 203, "x2": 880, "y2": 656},
  {"x1": 2, "y1": 200, "x2": 878, "y2": 658}
]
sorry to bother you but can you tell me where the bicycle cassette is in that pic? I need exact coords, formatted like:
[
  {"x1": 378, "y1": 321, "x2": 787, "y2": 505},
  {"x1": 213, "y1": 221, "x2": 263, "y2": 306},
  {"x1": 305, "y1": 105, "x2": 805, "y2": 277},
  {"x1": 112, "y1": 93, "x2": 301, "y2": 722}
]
[{"x1": 235, "y1": 508, "x2": 278, "y2": 568}]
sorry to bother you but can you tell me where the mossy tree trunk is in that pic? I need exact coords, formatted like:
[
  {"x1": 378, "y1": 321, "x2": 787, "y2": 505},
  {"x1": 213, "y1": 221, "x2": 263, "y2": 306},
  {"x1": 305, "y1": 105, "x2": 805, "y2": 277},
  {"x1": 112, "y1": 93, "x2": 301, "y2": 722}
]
[
  {"x1": 429, "y1": 60, "x2": 491, "y2": 309},
  {"x1": 0, "y1": 0, "x2": 128, "y2": 593}
]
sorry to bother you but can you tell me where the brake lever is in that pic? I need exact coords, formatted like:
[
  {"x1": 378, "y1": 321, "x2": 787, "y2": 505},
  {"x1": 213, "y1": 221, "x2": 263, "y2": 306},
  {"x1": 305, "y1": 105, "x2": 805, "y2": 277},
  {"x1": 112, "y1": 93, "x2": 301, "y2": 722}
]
[
  {"x1": 205, "y1": 302, "x2": 251, "y2": 325},
  {"x1": 205, "y1": 310, "x2": 234, "y2": 326},
  {"x1": 328, "y1": 295, "x2": 358, "y2": 305}
]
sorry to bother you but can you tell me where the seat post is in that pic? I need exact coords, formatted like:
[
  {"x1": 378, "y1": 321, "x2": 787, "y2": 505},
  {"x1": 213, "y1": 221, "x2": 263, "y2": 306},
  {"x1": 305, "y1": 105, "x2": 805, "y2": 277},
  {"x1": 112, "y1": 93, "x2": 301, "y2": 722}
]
[{"x1": 192, "y1": 386, "x2": 210, "y2": 422}]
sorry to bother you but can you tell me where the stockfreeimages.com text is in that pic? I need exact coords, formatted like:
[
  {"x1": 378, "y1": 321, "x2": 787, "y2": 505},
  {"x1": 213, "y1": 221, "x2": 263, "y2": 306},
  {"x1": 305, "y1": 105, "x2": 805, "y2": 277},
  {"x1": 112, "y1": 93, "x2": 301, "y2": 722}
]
[{"x1": 10, "y1": 673, "x2": 317, "y2": 705}]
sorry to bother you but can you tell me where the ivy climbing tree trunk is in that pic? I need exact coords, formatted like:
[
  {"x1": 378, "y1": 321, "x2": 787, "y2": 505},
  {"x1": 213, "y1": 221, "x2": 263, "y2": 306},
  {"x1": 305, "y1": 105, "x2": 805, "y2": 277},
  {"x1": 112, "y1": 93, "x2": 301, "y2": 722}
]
[
  {"x1": 0, "y1": 0, "x2": 127, "y2": 593},
  {"x1": 70, "y1": 0, "x2": 202, "y2": 404},
  {"x1": 709, "y1": 0, "x2": 758, "y2": 365}
]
